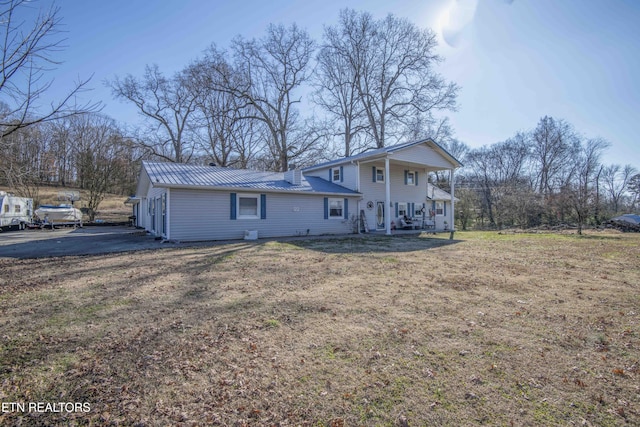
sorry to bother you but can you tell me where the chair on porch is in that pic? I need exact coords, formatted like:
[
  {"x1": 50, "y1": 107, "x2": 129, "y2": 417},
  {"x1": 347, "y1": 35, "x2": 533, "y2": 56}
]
[{"x1": 397, "y1": 215, "x2": 415, "y2": 230}]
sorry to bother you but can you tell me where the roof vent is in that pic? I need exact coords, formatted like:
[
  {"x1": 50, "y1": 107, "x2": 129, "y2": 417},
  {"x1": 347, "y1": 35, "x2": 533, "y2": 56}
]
[{"x1": 209, "y1": 162, "x2": 217, "y2": 167}]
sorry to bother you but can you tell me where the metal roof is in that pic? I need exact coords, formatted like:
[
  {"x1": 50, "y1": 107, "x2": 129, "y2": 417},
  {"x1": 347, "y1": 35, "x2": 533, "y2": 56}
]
[
  {"x1": 142, "y1": 162, "x2": 360, "y2": 196},
  {"x1": 426, "y1": 183, "x2": 458, "y2": 201}
]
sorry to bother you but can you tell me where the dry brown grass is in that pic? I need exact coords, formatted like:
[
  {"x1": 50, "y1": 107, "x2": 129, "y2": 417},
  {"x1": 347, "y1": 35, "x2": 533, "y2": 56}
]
[{"x1": 0, "y1": 231, "x2": 638, "y2": 426}]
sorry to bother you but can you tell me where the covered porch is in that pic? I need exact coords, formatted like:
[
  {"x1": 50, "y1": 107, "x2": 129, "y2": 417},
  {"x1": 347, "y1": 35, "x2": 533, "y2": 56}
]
[{"x1": 354, "y1": 140, "x2": 460, "y2": 237}]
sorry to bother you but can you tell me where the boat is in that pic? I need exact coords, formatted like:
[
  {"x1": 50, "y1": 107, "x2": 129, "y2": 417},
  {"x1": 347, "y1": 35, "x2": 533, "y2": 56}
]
[{"x1": 35, "y1": 204, "x2": 83, "y2": 227}]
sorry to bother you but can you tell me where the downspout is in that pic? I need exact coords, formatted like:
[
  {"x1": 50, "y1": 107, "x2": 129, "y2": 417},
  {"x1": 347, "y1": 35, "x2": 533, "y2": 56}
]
[
  {"x1": 385, "y1": 157, "x2": 391, "y2": 235},
  {"x1": 355, "y1": 160, "x2": 361, "y2": 234},
  {"x1": 166, "y1": 189, "x2": 170, "y2": 240}
]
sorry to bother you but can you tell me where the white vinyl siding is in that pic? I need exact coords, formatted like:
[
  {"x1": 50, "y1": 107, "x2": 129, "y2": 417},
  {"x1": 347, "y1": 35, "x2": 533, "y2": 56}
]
[
  {"x1": 390, "y1": 144, "x2": 453, "y2": 169},
  {"x1": 167, "y1": 189, "x2": 357, "y2": 241},
  {"x1": 305, "y1": 163, "x2": 357, "y2": 191},
  {"x1": 359, "y1": 163, "x2": 427, "y2": 231}
]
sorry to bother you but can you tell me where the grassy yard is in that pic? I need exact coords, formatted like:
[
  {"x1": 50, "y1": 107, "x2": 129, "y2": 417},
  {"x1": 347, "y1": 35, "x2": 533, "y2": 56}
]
[{"x1": 0, "y1": 231, "x2": 638, "y2": 426}]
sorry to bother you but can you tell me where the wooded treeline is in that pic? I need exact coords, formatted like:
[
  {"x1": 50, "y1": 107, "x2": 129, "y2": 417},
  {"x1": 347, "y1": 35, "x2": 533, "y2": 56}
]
[
  {"x1": 1, "y1": 1, "x2": 637, "y2": 228},
  {"x1": 450, "y1": 116, "x2": 639, "y2": 232}
]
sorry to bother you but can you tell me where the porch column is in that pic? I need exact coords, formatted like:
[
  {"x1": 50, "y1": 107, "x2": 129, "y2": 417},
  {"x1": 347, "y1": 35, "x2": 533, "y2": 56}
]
[
  {"x1": 450, "y1": 168, "x2": 455, "y2": 237},
  {"x1": 385, "y1": 157, "x2": 391, "y2": 235}
]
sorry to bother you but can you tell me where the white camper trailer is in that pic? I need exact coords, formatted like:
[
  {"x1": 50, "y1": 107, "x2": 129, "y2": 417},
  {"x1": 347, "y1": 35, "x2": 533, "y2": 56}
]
[{"x1": 0, "y1": 191, "x2": 33, "y2": 231}]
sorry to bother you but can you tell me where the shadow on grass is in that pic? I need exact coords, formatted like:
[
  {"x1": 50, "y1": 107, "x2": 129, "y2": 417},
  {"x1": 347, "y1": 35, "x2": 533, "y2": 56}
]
[{"x1": 283, "y1": 233, "x2": 461, "y2": 254}]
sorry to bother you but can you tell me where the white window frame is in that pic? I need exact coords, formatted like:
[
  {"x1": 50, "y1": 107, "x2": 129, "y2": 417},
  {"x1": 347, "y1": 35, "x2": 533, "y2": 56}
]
[
  {"x1": 398, "y1": 202, "x2": 407, "y2": 218},
  {"x1": 406, "y1": 171, "x2": 415, "y2": 185},
  {"x1": 328, "y1": 198, "x2": 343, "y2": 219},
  {"x1": 435, "y1": 201, "x2": 444, "y2": 216},
  {"x1": 375, "y1": 167, "x2": 385, "y2": 183},
  {"x1": 14, "y1": 205, "x2": 21, "y2": 213},
  {"x1": 237, "y1": 194, "x2": 260, "y2": 219},
  {"x1": 332, "y1": 168, "x2": 341, "y2": 182}
]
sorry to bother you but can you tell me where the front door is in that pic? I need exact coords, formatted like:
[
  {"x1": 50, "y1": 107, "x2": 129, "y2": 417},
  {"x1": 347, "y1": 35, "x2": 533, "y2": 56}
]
[{"x1": 376, "y1": 201, "x2": 385, "y2": 229}]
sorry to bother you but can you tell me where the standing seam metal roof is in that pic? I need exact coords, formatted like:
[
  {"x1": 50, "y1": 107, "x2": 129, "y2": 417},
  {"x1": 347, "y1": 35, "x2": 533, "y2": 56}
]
[{"x1": 143, "y1": 162, "x2": 360, "y2": 195}]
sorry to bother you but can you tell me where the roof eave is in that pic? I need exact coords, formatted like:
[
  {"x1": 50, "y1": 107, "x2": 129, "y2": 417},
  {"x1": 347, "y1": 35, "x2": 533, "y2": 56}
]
[{"x1": 151, "y1": 182, "x2": 361, "y2": 197}]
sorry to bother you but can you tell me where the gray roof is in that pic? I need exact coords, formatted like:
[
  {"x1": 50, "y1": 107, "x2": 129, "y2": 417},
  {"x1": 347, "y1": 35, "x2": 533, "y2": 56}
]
[
  {"x1": 142, "y1": 162, "x2": 360, "y2": 196},
  {"x1": 611, "y1": 214, "x2": 640, "y2": 225},
  {"x1": 426, "y1": 183, "x2": 457, "y2": 201},
  {"x1": 303, "y1": 138, "x2": 463, "y2": 171}
]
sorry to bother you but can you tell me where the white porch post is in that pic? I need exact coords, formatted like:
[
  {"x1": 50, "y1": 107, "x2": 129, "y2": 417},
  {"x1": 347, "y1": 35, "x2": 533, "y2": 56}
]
[
  {"x1": 385, "y1": 157, "x2": 391, "y2": 235},
  {"x1": 450, "y1": 168, "x2": 455, "y2": 233}
]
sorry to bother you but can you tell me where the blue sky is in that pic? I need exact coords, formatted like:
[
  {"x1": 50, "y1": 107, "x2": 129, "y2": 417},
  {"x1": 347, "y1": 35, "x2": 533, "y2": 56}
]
[{"x1": 35, "y1": 0, "x2": 639, "y2": 167}]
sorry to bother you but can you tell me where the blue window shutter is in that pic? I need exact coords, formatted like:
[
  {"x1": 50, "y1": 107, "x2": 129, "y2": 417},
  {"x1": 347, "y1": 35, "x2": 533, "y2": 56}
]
[
  {"x1": 260, "y1": 194, "x2": 267, "y2": 219},
  {"x1": 230, "y1": 193, "x2": 237, "y2": 220},
  {"x1": 324, "y1": 197, "x2": 328, "y2": 219},
  {"x1": 444, "y1": 202, "x2": 447, "y2": 216},
  {"x1": 410, "y1": 203, "x2": 414, "y2": 217},
  {"x1": 404, "y1": 170, "x2": 408, "y2": 185},
  {"x1": 395, "y1": 202, "x2": 399, "y2": 217},
  {"x1": 344, "y1": 198, "x2": 348, "y2": 219},
  {"x1": 415, "y1": 171, "x2": 419, "y2": 186},
  {"x1": 432, "y1": 201, "x2": 436, "y2": 212},
  {"x1": 372, "y1": 166, "x2": 377, "y2": 182},
  {"x1": 329, "y1": 168, "x2": 332, "y2": 181},
  {"x1": 340, "y1": 166, "x2": 344, "y2": 182}
]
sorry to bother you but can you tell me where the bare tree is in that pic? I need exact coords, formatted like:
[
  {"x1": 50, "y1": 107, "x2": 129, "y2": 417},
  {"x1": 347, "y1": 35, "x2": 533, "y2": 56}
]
[
  {"x1": 314, "y1": 27, "x2": 368, "y2": 157},
  {"x1": 204, "y1": 24, "x2": 315, "y2": 172},
  {"x1": 70, "y1": 113, "x2": 129, "y2": 220},
  {"x1": 629, "y1": 174, "x2": 640, "y2": 211},
  {"x1": 601, "y1": 164, "x2": 637, "y2": 214},
  {"x1": 531, "y1": 116, "x2": 580, "y2": 196},
  {"x1": 465, "y1": 136, "x2": 531, "y2": 228},
  {"x1": 108, "y1": 64, "x2": 198, "y2": 163},
  {"x1": 0, "y1": 0, "x2": 99, "y2": 140},
  {"x1": 568, "y1": 137, "x2": 610, "y2": 234},
  {"x1": 187, "y1": 56, "x2": 262, "y2": 167},
  {"x1": 320, "y1": 9, "x2": 458, "y2": 149}
]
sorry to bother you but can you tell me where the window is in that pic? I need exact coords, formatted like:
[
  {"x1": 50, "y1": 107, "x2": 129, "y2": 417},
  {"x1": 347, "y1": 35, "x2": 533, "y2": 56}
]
[
  {"x1": 435, "y1": 201, "x2": 444, "y2": 216},
  {"x1": 14, "y1": 205, "x2": 21, "y2": 213},
  {"x1": 238, "y1": 195, "x2": 259, "y2": 219},
  {"x1": 376, "y1": 167, "x2": 385, "y2": 183},
  {"x1": 328, "y1": 198, "x2": 343, "y2": 218},
  {"x1": 3, "y1": 205, "x2": 8, "y2": 213},
  {"x1": 398, "y1": 202, "x2": 407, "y2": 217},
  {"x1": 231, "y1": 193, "x2": 266, "y2": 220},
  {"x1": 406, "y1": 171, "x2": 415, "y2": 185},
  {"x1": 332, "y1": 168, "x2": 341, "y2": 182}
]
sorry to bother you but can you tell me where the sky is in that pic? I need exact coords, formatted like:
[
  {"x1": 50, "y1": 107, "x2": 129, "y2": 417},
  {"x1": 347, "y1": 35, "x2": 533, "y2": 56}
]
[{"x1": 22, "y1": 0, "x2": 640, "y2": 168}]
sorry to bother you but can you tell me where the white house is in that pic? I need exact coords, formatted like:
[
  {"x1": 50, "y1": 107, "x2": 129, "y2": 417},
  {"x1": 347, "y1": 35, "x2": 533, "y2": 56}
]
[
  {"x1": 132, "y1": 138, "x2": 461, "y2": 241},
  {"x1": 303, "y1": 138, "x2": 461, "y2": 235}
]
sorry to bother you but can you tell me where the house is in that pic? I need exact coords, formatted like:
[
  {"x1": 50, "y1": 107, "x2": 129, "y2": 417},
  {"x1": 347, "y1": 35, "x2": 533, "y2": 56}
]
[
  {"x1": 132, "y1": 138, "x2": 461, "y2": 241},
  {"x1": 302, "y1": 138, "x2": 461, "y2": 235}
]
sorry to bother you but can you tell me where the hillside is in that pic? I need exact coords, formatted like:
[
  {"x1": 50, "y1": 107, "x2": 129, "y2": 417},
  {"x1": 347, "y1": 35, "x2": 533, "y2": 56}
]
[{"x1": 0, "y1": 186, "x2": 131, "y2": 223}]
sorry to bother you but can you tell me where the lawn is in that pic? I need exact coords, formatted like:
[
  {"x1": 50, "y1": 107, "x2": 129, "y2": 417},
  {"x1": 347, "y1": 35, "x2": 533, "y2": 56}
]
[{"x1": 0, "y1": 231, "x2": 638, "y2": 426}]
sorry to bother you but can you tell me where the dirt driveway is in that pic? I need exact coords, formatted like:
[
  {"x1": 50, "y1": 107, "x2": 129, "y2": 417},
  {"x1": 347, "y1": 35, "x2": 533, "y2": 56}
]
[{"x1": 0, "y1": 226, "x2": 166, "y2": 259}]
